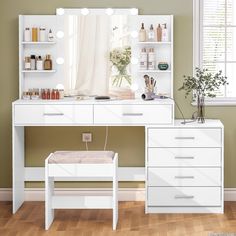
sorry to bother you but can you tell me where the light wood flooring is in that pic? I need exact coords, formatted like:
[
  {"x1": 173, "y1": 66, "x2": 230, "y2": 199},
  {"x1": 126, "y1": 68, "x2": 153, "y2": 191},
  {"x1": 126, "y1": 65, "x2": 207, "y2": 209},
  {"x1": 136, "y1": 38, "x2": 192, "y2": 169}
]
[{"x1": 1, "y1": 201, "x2": 236, "y2": 235}]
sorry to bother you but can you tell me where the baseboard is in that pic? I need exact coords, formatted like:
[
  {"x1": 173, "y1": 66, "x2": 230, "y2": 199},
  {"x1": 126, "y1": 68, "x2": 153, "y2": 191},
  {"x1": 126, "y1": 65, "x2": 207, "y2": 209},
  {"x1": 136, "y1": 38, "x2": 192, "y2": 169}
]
[{"x1": 1, "y1": 188, "x2": 236, "y2": 202}]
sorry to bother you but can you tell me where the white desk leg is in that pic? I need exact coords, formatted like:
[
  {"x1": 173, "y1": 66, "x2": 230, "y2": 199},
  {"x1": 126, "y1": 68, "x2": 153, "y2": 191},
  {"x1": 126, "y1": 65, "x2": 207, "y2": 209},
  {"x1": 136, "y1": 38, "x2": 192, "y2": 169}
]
[
  {"x1": 45, "y1": 160, "x2": 54, "y2": 230},
  {"x1": 13, "y1": 126, "x2": 25, "y2": 213},
  {"x1": 113, "y1": 154, "x2": 118, "y2": 230}
]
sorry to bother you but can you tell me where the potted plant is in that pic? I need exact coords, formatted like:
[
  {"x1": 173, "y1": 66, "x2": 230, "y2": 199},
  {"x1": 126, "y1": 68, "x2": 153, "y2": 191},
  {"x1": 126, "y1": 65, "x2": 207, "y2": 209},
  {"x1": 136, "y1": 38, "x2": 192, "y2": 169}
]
[{"x1": 179, "y1": 67, "x2": 228, "y2": 123}]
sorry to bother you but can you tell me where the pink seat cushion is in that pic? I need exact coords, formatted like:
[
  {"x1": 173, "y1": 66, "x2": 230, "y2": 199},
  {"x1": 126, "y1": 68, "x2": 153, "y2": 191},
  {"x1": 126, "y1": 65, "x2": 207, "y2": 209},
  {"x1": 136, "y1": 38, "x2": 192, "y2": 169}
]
[{"x1": 48, "y1": 151, "x2": 115, "y2": 164}]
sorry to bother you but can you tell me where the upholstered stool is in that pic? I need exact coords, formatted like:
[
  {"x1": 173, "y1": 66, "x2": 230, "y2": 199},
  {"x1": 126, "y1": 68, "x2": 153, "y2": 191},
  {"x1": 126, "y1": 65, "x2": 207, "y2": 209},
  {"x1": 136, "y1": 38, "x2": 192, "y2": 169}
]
[{"x1": 45, "y1": 151, "x2": 118, "y2": 230}]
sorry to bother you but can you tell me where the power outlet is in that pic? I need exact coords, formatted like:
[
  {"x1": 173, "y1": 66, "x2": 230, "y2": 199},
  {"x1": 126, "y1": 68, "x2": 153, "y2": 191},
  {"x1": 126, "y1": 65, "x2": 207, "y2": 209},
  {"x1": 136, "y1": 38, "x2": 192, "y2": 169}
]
[{"x1": 82, "y1": 133, "x2": 92, "y2": 142}]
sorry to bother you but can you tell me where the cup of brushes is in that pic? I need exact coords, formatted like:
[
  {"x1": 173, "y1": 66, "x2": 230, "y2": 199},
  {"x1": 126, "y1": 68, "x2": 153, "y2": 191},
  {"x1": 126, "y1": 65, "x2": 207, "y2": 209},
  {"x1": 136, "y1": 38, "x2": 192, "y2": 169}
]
[{"x1": 141, "y1": 74, "x2": 157, "y2": 100}]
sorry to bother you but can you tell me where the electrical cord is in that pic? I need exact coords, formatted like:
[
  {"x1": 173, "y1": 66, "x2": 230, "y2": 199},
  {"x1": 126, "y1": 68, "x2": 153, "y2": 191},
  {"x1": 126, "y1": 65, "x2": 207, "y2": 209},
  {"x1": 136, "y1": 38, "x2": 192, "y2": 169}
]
[{"x1": 104, "y1": 126, "x2": 109, "y2": 150}]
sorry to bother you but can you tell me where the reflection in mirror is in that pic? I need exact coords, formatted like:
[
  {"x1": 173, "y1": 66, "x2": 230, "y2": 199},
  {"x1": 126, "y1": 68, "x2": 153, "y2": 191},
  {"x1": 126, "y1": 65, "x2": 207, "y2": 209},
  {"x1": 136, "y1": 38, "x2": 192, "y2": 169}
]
[{"x1": 63, "y1": 15, "x2": 132, "y2": 96}]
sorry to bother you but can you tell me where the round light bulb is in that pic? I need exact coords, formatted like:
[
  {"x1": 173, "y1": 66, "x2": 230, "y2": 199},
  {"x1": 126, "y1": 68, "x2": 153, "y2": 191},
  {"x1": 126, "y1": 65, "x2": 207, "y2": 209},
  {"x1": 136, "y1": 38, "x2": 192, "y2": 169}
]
[
  {"x1": 106, "y1": 8, "x2": 114, "y2": 15},
  {"x1": 56, "y1": 31, "x2": 64, "y2": 39},
  {"x1": 131, "y1": 30, "x2": 138, "y2": 38},
  {"x1": 131, "y1": 57, "x2": 138, "y2": 65},
  {"x1": 81, "y1": 8, "x2": 89, "y2": 15},
  {"x1": 56, "y1": 8, "x2": 65, "y2": 16},
  {"x1": 130, "y1": 8, "x2": 138, "y2": 15},
  {"x1": 56, "y1": 57, "x2": 64, "y2": 65},
  {"x1": 56, "y1": 84, "x2": 65, "y2": 90},
  {"x1": 131, "y1": 83, "x2": 139, "y2": 91}
]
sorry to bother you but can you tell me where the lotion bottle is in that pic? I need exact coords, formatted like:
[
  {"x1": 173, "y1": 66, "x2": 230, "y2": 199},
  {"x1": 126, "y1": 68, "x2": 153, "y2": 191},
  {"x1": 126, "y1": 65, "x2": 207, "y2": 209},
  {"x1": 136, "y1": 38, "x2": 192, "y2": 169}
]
[
  {"x1": 140, "y1": 48, "x2": 148, "y2": 70},
  {"x1": 139, "y1": 23, "x2": 146, "y2": 42},
  {"x1": 156, "y1": 24, "x2": 162, "y2": 42},
  {"x1": 162, "y1": 23, "x2": 169, "y2": 42},
  {"x1": 148, "y1": 24, "x2": 155, "y2": 42}
]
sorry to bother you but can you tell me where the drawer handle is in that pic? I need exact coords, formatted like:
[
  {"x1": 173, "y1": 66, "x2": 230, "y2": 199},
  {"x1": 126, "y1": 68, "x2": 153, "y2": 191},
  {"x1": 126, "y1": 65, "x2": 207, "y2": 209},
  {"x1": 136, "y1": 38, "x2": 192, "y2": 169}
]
[
  {"x1": 175, "y1": 137, "x2": 195, "y2": 140},
  {"x1": 43, "y1": 113, "x2": 64, "y2": 116},
  {"x1": 175, "y1": 176, "x2": 195, "y2": 179},
  {"x1": 174, "y1": 195, "x2": 194, "y2": 199},
  {"x1": 122, "y1": 113, "x2": 143, "y2": 116},
  {"x1": 175, "y1": 156, "x2": 195, "y2": 159}
]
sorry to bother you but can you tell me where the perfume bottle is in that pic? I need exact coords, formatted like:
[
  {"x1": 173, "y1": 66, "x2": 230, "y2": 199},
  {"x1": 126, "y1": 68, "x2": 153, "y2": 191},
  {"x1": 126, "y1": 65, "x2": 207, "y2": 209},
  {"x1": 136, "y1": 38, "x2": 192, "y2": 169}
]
[{"x1": 44, "y1": 55, "x2": 52, "y2": 70}]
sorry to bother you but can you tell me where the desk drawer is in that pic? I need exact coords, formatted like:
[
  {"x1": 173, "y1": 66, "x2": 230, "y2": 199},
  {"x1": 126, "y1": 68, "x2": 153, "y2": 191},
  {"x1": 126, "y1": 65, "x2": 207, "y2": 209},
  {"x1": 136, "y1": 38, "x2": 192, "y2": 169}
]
[
  {"x1": 148, "y1": 128, "x2": 221, "y2": 147},
  {"x1": 148, "y1": 187, "x2": 221, "y2": 206},
  {"x1": 148, "y1": 148, "x2": 221, "y2": 167},
  {"x1": 94, "y1": 104, "x2": 173, "y2": 125},
  {"x1": 14, "y1": 104, "x2": 93, "y2": 125},
  {"x1": 148, "y1": 168, "x2": 221, "y2": 187}
]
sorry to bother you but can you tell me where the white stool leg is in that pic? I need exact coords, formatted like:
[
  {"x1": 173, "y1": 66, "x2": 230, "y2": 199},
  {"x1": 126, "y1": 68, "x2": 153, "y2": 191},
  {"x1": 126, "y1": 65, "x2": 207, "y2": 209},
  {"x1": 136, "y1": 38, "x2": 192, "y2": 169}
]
[
  {"x1": 45, "y1": 159, "x2": 54, "y2": 230},
  {"x1": 113, "y1": 154, "x2": 118, "y2": 230}
]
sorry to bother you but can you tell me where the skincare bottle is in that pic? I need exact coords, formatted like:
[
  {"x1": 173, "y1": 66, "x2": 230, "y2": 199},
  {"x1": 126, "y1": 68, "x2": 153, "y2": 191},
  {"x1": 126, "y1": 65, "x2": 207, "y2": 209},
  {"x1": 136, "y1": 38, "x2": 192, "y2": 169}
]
[
  {"x1": 139, "y1": 23, "x2": 146, "y2": 42},
  {"x1": 39, "y1": 27, "x2": 46, "y2": 42},
  {"x1": 32, "y1": 27, "x2": 38, "y2": 42},
  {"x1": 46, "y1": 89, "x2": 51, "y2": 99},
  {"x1": 36, "y1": 56, "x2": 43, "y2": 70},
  {"x1": 148, "y1": 24, "x2": 155, "y2": 42},
  {"x1": 30, "y1": 55, "x2": 36, "y2": 70},
  {"x1": 24, "y1": 28, "x2": 31, "y2": 42},
  {"x1": 140, "y1": 48, "x2": 148, "y2": 70},
  {"x1": 44, "y1": 55, "x2": 52, "y2": 70},
  {"x1": 48, "y1": 29, "x2": 54, "y2": 42},
  {"x1": 24, "y1": 57, "x2": 31, "y2": 70},
  {"x1": 148, "y1": 48, "x2": 156, "y2": 70},
  {"x1": 156, "y1": 24, "x2": 162, "y2": 42},
  {"x1": 162, "y1": 24, "x2": 169, "y2": 42}
]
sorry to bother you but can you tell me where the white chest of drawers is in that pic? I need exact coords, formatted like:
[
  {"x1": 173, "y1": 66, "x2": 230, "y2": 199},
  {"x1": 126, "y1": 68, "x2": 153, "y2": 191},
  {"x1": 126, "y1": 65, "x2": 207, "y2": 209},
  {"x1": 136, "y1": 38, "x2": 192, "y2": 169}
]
[{"x1": 146, "y1": 120, "x2": 224, "y2": 213}]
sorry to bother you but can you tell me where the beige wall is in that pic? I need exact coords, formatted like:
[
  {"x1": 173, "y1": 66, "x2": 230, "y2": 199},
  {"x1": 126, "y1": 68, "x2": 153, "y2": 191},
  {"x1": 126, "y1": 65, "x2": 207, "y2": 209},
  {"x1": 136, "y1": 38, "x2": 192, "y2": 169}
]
[{"x1": 0, "y1": 0, "x2": 235, "y2": 188}]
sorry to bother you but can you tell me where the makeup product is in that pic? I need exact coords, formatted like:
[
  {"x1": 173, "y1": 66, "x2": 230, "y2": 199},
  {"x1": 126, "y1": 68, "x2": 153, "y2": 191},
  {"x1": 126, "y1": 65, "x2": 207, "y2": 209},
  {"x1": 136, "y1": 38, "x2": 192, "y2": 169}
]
[
  {"x1": 31, "y1": 91, "x2": 40, "y2": 100},
  {"x1": 140, "y1": 48, "x2": 148, "y2": 70},
  {"x1": 44, "y1": 55, "x2": 52, "y2": 70},
  {"x1": 36, "y1": 56, "x2": 43, "y2": 70},
  {"x1": 32, "y1": 27, "x2": 38, "y2": 42},
  {"x1": 139, "y1": 23, "x2": 146, "y2": 42},
  {"x1": 30, "y1": 55, "x2": 36, "y2": 70},
  {"x1": 158, "y1": 62, "x2": 169, "y2": 70},
  {"x1": 162, "y1": 23, "x2": 169, "y2": 42},
  {"x1": 148, "y1": 24, "x2": 155, "y2": 42},
  {"x1": 24, "y1": 57, "x2": 31, "y2": 70},
  {"x1": 48, "y1": 29, "x2": 54, "y2": 42},
  {"x1": 22, "y1": 92, "x2": 31, "y2": 100},
  {"x1": 41, "y1": 89, "x2": 46, "y2": 99},
  {"x1": 24, "y1": 28, "x2": 31, "y2": 42},
  {"x1": 59, "y1": 89, "x2": 64, "y2": 99},
  {"x1": 156, "y1": 24, "x2": 162, "y2": 42},
  {"x1": 39, "y1": 27, "x2": 46, "y2": 42},
  {"x1": 148, "y1": 48, "x2": 155, "y2": 70},
  {"x1": 56, "y1": 90, "x2": 60, "y2": 100}
]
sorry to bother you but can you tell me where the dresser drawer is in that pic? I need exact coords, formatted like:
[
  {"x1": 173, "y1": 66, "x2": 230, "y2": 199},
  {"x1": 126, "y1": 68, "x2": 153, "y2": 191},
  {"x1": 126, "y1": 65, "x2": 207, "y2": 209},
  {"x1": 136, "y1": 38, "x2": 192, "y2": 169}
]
[
  {"x1": 14, "y1": 105, "x2": 93, "y2": 125},
  {"x1": 148, "y1": 168, "x2": 221, "y2": 187},
  {"x1": 148, "y1": 148, "x2": 221, "y2": 167},
  {"x1": 148, "y1": 128, "x2": 222, "y2": 147},
  {"x1": 148, "y1": 187, "x2": 221, "y2": 206},
  {"x1": 94, "y1": 104, "x2": 173, "y2": 125}
]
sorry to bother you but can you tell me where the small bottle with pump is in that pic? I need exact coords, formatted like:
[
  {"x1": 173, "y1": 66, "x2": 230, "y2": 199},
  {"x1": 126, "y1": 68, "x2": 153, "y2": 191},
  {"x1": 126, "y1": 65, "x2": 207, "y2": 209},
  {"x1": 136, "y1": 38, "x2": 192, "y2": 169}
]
[
  {"x1": 148, "y1": 24, "x2": 155, "y2": 42},
  {"x1": 162, "y1": 23, "x2": 169, "y2": 42},
  {"x1": 156, "y1": 24, "x2": 162, "y2": 42},
  {"x1": 36, "y1": 56, "x2": 43, "y2": 70},
  {"x1": 48, "y1": 29, "x2": 54, "y2": 42},
  {"x1": 139, "y1": 23, "x2": 146, "y2": 42}
]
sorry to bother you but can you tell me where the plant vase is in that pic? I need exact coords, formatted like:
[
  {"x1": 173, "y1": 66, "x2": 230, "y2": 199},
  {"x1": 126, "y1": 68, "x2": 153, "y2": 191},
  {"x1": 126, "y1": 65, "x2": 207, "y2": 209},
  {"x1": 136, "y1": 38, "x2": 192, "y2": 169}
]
[{"x1": 197, "y1": 95, "x2": 205, "y2": 123}]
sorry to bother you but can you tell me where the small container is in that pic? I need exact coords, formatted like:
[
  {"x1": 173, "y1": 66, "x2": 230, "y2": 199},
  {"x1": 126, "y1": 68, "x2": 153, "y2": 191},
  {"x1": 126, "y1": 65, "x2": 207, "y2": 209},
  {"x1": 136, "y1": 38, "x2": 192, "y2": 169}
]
[
  {"x1": 48, "y1": 29, "x2": 54, "y2": 42},
  {"x1": 30, "y1": 55, "x2": 36, "y2": 70},
  {"x1": 46, "y1": 89, "x2": 51, "y2": 99},
  {"x1": 158, "y1": 62, "x2": 169, "y2": 70},
  {"x1": 148, "y1": 24, "x2": 155, "y2": 42},
  {"x1": 51, "y1": 89, "x2": 56, "y2": 99},
  {"x1": 24, "y1": 57, "x2": 31, "y2": 70},
  {"x1": 44, "y1": 55, "x2": 52, "y2": 70},
  {"x1": 148, "y1": 48, "x2": 156, "y2": 70},
  {"x1": 56, "y1": 90, "x2": 60, "y2": 100},
  {"x1": 39, "y1": 27, "x2": 46, "y2": 42},
  {"x1": 32, "y1": 27, "x2": 38, "y2": 42},
  {"x1": 41, "y1": 89, "x2": 46, "y2": 99},
  {"x1": 31, "y1": 92, "x2": 40, "y2": 100},
  {"x1": 36, "y1": 56, "x2": 43, "y2": 70},
  {"x1": 22, "y1": 92, "x2": 30, "y2": 100},
  {"x1": 156, "y1": 24, "x2": 162, "y2": 42},
  {"x1": 59, "y1": 89, "x2": 64, "y2": 99},
  {"x1": 139, "y1": 23, "x2": 146, "y2": 42},
  {"x1": 140, "y1": 48, "x2": 148, "y2": 70},
  {"x1": 24, "y1": 28, "x2": 31, "y2": 42}
]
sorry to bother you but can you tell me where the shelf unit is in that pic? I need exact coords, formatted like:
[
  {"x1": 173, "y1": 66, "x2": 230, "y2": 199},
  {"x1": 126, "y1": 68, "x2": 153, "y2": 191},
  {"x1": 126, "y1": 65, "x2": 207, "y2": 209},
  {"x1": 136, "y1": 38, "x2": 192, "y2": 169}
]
[
  {"x1": 22, "y1": 41, "x2": 56, "y2": 45},
  {"x1": 22, "y1": 70, "x2": 56, "y2": 73}
]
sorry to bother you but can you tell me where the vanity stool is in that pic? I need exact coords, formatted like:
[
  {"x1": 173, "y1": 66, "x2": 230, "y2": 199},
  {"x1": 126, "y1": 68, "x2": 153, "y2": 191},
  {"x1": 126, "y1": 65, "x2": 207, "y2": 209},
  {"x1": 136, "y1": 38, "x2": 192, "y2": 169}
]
[{"x1": 45, "y1": 151, "x2": 118, "y2": 230}]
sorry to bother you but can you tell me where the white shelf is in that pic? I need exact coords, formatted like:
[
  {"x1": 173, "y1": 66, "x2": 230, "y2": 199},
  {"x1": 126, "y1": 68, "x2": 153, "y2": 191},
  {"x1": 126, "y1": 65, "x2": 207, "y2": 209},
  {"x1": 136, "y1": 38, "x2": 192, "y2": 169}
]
[
  {"x1": 22, "y1": 41, "x2": 56, "y2": 45},
  {"x1": 22, "y1": 70, "x2": 56, "y2": 73},
  {"x1": 137, "y1": 42, "x2": 171, "y2": 45},
  {"x1": 138, "y1": 70, "x2": 171, "y2": 73}
]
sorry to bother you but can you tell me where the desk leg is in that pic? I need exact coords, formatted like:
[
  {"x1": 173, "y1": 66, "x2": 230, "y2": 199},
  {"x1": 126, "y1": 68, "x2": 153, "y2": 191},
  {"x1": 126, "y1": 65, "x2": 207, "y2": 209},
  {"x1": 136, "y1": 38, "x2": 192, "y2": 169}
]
[{"x1": 12, "y1": 126, "x2": 25, "y2": 213}]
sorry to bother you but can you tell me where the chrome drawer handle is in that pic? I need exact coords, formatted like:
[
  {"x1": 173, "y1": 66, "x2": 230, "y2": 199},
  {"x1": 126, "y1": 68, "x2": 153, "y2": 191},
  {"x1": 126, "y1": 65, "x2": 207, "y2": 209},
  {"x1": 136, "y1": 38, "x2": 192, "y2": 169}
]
[
  {"x1": 175, "y1": 176, "x2": 194, "y2": 179},
  {"x1": 122, "y1": 113, "x2": 143, "y2": 116},
  {"x1": 175, "y1": 156, "x2": 195, "y2": 159},
  {"x1": 175, "y1": 195, "x2": 194, "y2": 199},
  {"x1": 175, "y1": 137, "x2": 195, "y2": 140},
  {"x1": 43, "y1": 113, "x2": 64, "y2": 116}
]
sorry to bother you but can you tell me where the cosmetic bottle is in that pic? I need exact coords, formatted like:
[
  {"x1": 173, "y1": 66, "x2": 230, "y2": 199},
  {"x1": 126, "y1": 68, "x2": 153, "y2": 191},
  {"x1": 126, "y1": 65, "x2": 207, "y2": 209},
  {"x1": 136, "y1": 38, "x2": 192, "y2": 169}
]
[
  {"x1": 39, "y1": 27, "x2": 46, "y2": 42},
  {"x1": 41, "y1": 89, "x2": 46, "y2": 99},
  {"x1": 139, "y1": 23, "x2": 146, "y2": 42},
  {"x1": 156, "y1": 24, "x2": 162, "y2": 42},
  {"x1": 24, "y1": 57, "x2": 31, "y2": 70},
  {"x1": 32, "y1": 27, "x2": 38, "y2": 42},
  {"x1": 59, "y1": 89, "x2": 64, "y2": 99},
  {"x1": 162, "y1": 24, "x2": 169, "y2": 42},
  {"x1": 44, "y1": 55, "x2": 52, "y2": 70},
  {"x1": 30, "y1": 55, "x2": 36, "y2": 70},
  {"x1": 48, "y1": 29, "x2": 54, "y2": 42},
  {"x1": 56, "y1": 90, "x2": 60, "y2": 100},
  {"x1": 24, "y1": 28, "x2": 31, "y2": 42},
  {"x1": 22, "y1": 92, "x2": 30, "y2": 100},
  {"x1": 148, "y1": 24, "x2": 155, "y2": 42},
  {"x1": 140, "y1": 48, "x2": 148, "y2": 70},
  {"x1": 148, "y1": 48, "x2": 156, "y2": 70},
  {"x1": 46, "y1": 89, "x2": 51, "y2": 99},
  {"x1": 36, "y1": 56, "x2": 43, "y2": 70}
]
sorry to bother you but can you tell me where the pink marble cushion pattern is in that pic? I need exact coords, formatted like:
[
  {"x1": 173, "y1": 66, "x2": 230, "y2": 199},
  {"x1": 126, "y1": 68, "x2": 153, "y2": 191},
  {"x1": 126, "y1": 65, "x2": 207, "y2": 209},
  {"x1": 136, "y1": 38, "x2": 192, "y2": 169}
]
[{"x1": 48, "y1": 151, "x2": 115, "y2": 164}]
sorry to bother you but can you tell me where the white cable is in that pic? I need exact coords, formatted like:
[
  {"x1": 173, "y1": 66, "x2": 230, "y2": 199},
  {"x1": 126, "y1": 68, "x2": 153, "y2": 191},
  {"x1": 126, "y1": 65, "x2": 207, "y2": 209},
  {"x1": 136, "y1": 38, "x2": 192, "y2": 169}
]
[{"x1": 104, "y1": 126, "x2": 109, "y2": 150}]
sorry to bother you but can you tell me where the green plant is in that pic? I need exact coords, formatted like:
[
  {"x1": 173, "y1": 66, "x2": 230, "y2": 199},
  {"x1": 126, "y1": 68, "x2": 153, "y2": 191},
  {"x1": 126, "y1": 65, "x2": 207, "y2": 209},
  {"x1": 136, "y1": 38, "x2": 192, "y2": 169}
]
[{"x1": 179, "y1": 67, "x2": 228, "y2": 98}]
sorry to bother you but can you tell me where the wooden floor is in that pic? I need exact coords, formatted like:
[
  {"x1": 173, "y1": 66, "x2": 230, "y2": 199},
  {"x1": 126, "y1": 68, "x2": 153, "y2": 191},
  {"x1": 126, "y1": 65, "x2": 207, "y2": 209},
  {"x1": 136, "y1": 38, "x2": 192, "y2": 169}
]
[{"x1": 1, "y1": 202, "x2": 236, "y2": 236}]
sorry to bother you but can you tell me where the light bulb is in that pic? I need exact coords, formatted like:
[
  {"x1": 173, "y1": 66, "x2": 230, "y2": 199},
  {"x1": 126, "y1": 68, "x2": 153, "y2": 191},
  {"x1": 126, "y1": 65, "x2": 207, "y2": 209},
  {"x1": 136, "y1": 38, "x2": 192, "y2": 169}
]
[
  {"x1": 130, "y1": 8, "x2": 138, "y2": 15},
  {"x1": 81, "y1": 8, "x2": 89, "y2": 15},
  {"x1": 56, "y1": 31, "x2": 64, "y2": 39},
  {"x1": 131, "y1": 83, "x2": 139, "y2": 91},
  {"x1": 106, "y1": 8, "x2": 114, "y2": 15},
  {"x1": 56, "y1": 57, "x2": 64, "y2": 65},
  {"x1": 131, "y1": 57, "x2": 138, "y2": 65},
  {"x1": 56, "y1": 8, "x2": 65, "y2": 16},
  {"x1": 131, "y1": 30, "x2": 138, "y2": 38}
]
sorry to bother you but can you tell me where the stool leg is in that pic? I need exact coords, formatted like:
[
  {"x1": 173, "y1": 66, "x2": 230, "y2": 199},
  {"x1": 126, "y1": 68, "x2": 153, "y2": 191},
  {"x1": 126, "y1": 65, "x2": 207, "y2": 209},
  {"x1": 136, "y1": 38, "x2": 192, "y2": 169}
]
[
  {"x1": 45, "y1": 163, "x2": 54, "y2": 230},
  {"x1": 113, "y1": 154, "x2": 118, "y2": 230}
]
